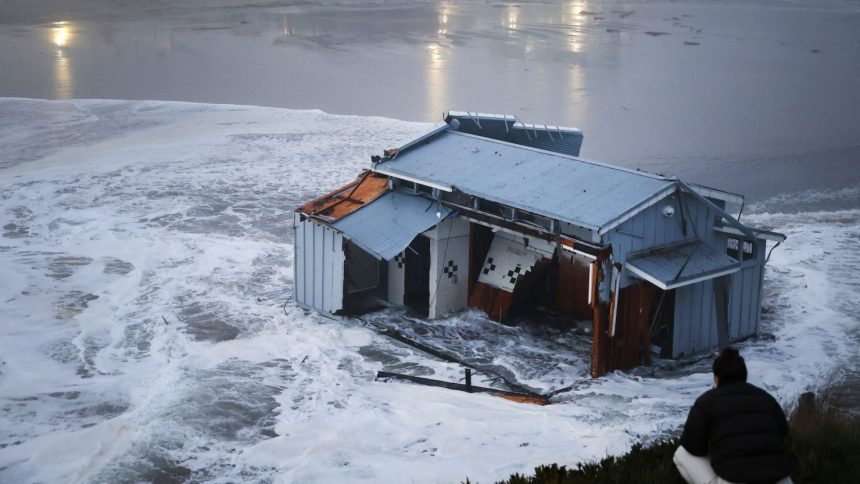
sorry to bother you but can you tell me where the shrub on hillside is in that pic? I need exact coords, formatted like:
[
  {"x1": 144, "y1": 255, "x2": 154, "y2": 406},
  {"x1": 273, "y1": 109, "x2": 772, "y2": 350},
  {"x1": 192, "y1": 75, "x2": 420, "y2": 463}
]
[{"x1": 468, "y1": 393, "x2": 860, "y2": 484}]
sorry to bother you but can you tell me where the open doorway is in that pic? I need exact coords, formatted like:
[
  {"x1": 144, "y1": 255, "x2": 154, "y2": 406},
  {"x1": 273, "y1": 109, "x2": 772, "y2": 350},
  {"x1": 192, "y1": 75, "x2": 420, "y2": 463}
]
[
  {"x1": 404, "y1": 235, "x2": 431, "y2": 316},
  {"x1": 343, "y1": 240, "x2": 388, "y2": 314},
  {"x1": 469, "y1": 223, "x2": 494, "y2": 291},
  {"x1": 649, "y1": 289, "x2": 676, "y2": 358}
]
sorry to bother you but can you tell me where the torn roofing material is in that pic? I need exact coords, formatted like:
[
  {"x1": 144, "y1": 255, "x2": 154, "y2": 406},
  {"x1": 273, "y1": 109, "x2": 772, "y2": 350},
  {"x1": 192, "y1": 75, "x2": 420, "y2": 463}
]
[
  {"x1": 295, "y1": 172, "x2": 389, "y2": 222},
  {"x1": 375, "y1": 129, "x2": 675, "y2": 231},
  {"x1": 332, "y1": 191, "x2": 453, "y2": 260},
  {"x1": 625, "y1": 239, "x2": 742, "y2": 290}
]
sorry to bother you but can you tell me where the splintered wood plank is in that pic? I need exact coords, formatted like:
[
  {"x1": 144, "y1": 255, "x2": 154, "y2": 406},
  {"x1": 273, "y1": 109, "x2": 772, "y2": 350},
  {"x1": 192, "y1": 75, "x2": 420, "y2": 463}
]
[
  {"x1": 296, "y1": 172, "x2": 389, "y2": 221},
  {"x1": 556, "y1": 251, "x2": 593, "y2": 320},
  {"x1": 468, "y1": 281, "x2": 514, "y2": 322}
]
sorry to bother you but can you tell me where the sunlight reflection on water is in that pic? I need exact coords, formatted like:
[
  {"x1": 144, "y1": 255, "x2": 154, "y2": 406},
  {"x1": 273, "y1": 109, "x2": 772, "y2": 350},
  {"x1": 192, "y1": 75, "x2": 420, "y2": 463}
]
[{"x1": 50, "y1": 21, "x2": 73, "y2": 99}]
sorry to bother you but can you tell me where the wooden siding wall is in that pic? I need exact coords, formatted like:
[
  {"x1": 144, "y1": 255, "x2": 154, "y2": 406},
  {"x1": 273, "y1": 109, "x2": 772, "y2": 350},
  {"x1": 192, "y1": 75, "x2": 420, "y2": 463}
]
[
  {"x1": 608, "y1": 283, "x2": 658, "y2": 370},
  {"x1": 729, "y1": 239, "x2": 766, "y2": 340},
  {"x1": 294, "y1": 215, "x2": 345, "y2": 315},
  {"x1": 670, "y1": 239, "x2": 766, "y2": 357},
  {"x1": 556, "y1": 251, "x2": 593, "y2": 320},
  {"x1": 606, "y1": 192, "x2": 724, "y2": 277},
  {"x1": 671, "y1": 278, "x2": 720, "y2": 357},
  {"x1": 605, "y1": 192, "x2": 767, "y2": 359},
  {"x1": 469, "y1": 282, "x2": 514, "y2": 321}
]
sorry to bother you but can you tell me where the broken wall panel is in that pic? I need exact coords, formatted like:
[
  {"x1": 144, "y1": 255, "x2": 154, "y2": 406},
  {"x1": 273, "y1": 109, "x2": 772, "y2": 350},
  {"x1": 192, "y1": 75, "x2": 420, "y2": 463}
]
[
  {"x1": 608, "y1": 283, "x2": 658, "y2": 371},
  {"x1": 509, "y1": 259, "x2": 553, "y2": 312},
  {"x1": 477, "y1": 231, "x2": 554, "y2": 292},
  {"x1": 468, "y1": 281, "x2": 515, "y2": 321},
  {"x1": 556, "y1": 250, "x2": 593, "y2": 320}
]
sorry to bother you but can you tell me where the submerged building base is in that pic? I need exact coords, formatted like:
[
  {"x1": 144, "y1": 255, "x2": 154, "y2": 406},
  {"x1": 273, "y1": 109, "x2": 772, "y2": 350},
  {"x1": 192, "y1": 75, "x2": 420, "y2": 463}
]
[{"x1": 293, "y1": 112, "x2": 785, "y2": 377}]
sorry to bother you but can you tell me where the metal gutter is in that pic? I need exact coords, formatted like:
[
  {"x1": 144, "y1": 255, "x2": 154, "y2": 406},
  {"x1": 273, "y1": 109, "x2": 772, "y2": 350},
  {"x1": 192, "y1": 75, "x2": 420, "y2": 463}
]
[
  {"x1": 371, "y1": 168, "x2": 454, "y2": 192},
  {"x1": 442, "y1": 199, "x2": 604, "y2": 252},
  {"x1": 714, "y1": 225, "x2": 787, "y2": 242},
  {"x1": 385, "y1": 123, "x2": 451, "y2": 160}
]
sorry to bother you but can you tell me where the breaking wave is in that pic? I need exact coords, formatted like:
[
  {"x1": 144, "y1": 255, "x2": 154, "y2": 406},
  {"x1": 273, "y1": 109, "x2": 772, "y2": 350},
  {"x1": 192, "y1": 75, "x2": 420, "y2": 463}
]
[{"x1": 0, "y1": 99, "x2": 856, "y2": 483}]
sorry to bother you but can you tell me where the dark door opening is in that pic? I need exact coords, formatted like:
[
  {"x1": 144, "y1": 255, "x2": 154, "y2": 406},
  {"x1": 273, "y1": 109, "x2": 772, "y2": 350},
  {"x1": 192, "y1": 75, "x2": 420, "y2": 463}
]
[
  {"x1": 649, "y1": 289, "x2": 676, "y2": 358},
  {"x1": 469, "y1": 223, "x2": 494, "y2": 291},
  {"x1": 404, "y1": 235, "x2": 430, "y2": 316},
  {"x1": 342, "y1": 240, "x2": 388, "y2": 315}
]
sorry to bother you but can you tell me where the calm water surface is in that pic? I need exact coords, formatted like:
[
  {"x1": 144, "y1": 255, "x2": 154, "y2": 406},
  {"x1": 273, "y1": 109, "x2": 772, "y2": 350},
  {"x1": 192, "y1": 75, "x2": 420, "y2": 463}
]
[{"x1": 2, "y1": 0, "x2": 860, "y2": 204}]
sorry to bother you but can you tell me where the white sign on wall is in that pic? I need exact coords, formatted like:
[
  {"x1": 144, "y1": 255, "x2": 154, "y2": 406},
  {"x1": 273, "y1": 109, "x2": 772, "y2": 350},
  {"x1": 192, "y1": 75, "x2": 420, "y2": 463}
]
[{"x1": 477, "y1": 231, "x2": 555, "y2": 292}]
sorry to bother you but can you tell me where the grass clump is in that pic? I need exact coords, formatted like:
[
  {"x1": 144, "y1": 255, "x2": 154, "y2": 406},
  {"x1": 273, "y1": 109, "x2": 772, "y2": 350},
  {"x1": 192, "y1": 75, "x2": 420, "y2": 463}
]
[
  {"x1": 468, "y1": 392, "x2": 860, "y2": 484},
  {"x1": 491, "y1": 439, "x2": 684, "y2": 484},
  {"x1": 786, "y1": 392, "x2": 860, "y2": 483}
]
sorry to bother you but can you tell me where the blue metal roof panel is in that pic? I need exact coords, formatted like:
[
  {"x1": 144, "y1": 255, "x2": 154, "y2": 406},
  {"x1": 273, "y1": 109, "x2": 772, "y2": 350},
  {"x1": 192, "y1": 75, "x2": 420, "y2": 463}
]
[
  {"x1": 378, "y1": 131, "x2": 673, "y2": 229},
  {"x1": 626, "y1": 240, "x2": 741, "y2": 290},
  {"x1": 332, "y1": 191, "x2": 452, "y2": 261}
]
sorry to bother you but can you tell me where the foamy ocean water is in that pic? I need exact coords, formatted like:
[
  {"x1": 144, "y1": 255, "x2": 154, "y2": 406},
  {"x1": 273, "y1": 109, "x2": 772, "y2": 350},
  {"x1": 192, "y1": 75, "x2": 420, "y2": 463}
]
[{"x1": 0, "y1": 99, "x2": 857, "y2": 483}]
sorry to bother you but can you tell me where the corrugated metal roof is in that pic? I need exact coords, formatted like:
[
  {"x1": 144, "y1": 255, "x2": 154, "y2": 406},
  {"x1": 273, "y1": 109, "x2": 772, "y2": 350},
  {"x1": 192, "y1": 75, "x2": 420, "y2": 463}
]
[
  {"x1": 445, "y1": 112, "x2": 584, "y2": 157},
  {"x1": 625, "y1": 240, "x2": 741, "y2": 290},
  {"x1": 376, "y1": 130, "x2": 674, "y2": 230},
  {"x1": 332, "y1": 191, "x2": 452, "y2": 261}
]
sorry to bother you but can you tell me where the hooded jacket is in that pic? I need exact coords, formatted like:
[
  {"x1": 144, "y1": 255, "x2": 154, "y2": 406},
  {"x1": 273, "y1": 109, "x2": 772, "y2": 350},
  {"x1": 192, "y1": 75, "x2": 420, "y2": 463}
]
[{"x1": 680, "y1": 381, "x2": 790, "y2": 484}]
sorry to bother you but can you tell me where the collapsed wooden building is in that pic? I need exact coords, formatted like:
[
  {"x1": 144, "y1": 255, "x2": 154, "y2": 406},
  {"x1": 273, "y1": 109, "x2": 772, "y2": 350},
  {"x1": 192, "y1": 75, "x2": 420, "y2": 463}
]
[{"x1": 293, "y1": 112, "x2": 785, "y2": 377}]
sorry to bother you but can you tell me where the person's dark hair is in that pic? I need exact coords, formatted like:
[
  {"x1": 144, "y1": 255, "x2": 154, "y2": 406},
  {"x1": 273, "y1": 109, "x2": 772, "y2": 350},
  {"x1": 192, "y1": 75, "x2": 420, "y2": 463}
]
[{"x1": 713, "y1": 347, "x2": 747, "y2": 384}]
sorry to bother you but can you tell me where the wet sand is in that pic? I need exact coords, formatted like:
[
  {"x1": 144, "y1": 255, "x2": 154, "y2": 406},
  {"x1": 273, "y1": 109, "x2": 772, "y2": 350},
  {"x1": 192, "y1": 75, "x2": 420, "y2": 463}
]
[{"x1": 1, "y1": 0, "x2": 859, "y2": 206}]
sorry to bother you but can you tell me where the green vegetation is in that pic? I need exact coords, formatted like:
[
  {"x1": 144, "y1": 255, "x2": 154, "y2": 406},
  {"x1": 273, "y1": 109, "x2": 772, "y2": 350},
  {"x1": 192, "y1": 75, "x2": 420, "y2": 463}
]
[
  {"x1": 465, "y1": 393, "x2": 860, "y2": 484},
  {"x1": 786, "y1": 393, "x2": 860, "y2": 483},
  {"x1": 488, "y1": 439, "x2": 685, "y2": 484}
]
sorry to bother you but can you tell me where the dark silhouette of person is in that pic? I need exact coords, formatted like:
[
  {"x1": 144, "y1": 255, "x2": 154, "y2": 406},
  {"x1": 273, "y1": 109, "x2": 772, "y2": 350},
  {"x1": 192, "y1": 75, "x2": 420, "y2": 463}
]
[{"x1": 674, "y1": 347, "x2": 792, "y2": 484}]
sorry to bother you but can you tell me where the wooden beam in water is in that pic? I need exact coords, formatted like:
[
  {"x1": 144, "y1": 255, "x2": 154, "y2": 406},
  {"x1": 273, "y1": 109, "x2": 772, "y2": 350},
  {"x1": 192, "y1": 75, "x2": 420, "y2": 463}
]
[{"x1": 376, "y1": 371, "x2": 550, "y2": 406}]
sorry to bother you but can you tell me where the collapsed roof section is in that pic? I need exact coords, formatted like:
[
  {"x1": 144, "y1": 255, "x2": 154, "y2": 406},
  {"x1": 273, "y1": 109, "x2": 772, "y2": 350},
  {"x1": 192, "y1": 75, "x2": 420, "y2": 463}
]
[{"x1": 332, "y1": 191, "x2": 453, "y2": 261}]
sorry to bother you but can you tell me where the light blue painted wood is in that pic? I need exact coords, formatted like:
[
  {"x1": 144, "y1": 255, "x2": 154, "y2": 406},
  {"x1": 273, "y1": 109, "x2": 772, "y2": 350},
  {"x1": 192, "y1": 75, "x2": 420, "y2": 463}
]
[
  {"x1": 609, "y1": 190, "x2": 768, "y2": 358},
  {"x1": 295, "y1": 214, "x2": 305, "y2": 306},
  {"x1": 294, "y1": 218, "x2": 344, "y2": 315}
]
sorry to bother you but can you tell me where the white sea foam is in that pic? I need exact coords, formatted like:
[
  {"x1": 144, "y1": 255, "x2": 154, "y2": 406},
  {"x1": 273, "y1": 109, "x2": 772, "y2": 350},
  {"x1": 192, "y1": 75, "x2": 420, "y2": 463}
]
[{"x1": 0, "y1": 99, "x2": 856, "y2": 483}]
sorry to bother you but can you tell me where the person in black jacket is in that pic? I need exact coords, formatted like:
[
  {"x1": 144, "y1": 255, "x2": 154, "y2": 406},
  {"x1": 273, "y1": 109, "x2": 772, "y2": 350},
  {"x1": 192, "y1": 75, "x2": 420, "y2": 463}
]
[{"x1": 674, "y1": 347, "x2": 793, "y2": 484}]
